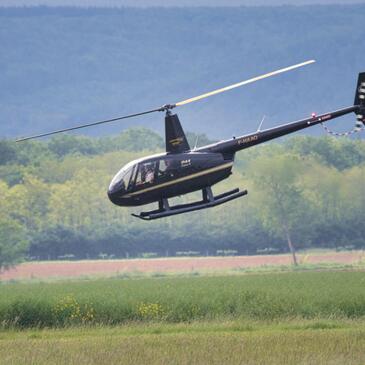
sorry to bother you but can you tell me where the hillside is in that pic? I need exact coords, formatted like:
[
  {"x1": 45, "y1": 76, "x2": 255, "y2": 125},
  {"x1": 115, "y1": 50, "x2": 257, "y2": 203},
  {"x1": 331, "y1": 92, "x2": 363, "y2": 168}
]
[{"x1": 1, "y1": 5, "x2": 365, "y2": 140}]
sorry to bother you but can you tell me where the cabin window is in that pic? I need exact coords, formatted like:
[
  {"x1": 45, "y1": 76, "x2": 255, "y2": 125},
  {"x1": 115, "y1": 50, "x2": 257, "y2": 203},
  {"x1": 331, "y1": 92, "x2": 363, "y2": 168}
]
[
  {"x1": 135, "y1": 161, "x2": 157, "y2": 186},
  {"x1": 130, "y1": 165, "x2": 137, "y2": 187},
  {"x1": 157, "y1": 158, "x2": 178, "y2": 181},
  {"x1": 158, "y1": 160, "x2": 167, "y2": 175},
  {"x1": 122, "y1": 167, "x2": 133, "y2": 190}
]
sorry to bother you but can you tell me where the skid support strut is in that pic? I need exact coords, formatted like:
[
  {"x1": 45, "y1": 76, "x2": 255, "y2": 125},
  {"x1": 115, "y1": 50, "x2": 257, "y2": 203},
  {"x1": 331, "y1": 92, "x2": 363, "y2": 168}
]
[
  {"x1": 159, "y1": 198, "x2": 170, "y2": 211},
  {"x1": 202, "y1": 186, "x2": 214, "y2": 202},
  {"x1": 132, "y1": 186, "x2": 248, "y2": 220}
]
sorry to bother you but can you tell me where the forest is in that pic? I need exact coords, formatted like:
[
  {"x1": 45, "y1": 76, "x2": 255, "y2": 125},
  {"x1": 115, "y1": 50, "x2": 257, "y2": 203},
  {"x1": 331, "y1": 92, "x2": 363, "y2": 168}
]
[{"x1": 0, "y1": 129, "x2": 364, "y2": 267}]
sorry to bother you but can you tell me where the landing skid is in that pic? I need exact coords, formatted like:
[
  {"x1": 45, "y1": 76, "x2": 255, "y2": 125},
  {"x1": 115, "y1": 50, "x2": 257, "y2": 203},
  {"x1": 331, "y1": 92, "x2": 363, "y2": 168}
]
[{"x1": 131, "y1": 187, "x2": 248, "y2": 220}]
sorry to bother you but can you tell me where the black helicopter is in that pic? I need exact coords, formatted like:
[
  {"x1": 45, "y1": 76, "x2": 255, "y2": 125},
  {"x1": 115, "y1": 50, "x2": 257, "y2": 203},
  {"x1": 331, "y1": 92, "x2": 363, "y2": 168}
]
[{"x1": 17, "y1": 60, "x2": 365, "y2": 220}]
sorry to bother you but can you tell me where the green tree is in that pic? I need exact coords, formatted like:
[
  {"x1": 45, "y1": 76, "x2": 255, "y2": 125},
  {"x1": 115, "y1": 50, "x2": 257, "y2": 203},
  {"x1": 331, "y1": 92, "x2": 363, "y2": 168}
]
[
  {"x1": 99, "y1": 128, "x2": 164, "y2": 153},
  {"x1": 249, "y1": 154, "x2": 312, "y2": 265},
  {"x1": 0, "y1": 219, "x2": 28, "y2": 271},
  {"x1": 0, "y1": 140, "x2": 17, "y2": 165},
  {"x1": 48, "y1": 134, "x2": 98, "y2": 158}
]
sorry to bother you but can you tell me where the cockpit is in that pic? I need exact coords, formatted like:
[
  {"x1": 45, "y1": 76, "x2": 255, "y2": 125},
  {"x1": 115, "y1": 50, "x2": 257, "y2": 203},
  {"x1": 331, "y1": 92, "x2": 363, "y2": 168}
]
[
  {"x1": 108, "y1": 157, "x2": 162, "y2": 198},
  {"x1": 107, "y1": 153, "x2": 195, "y2": 206},
  {"x1": 108, "y1": 161, "x2": 135, "y2": 194},
  {"x1": 107, "y1": 151, "x2": 231, "y2": 209}
]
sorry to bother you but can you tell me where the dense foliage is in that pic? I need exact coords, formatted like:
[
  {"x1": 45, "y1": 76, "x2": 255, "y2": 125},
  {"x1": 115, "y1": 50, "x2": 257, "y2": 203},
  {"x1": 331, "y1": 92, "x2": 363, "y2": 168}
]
[
  {"x1": 0, "y1": 129, "x2": 364, "y2": 264},
  {"x1": 1, "y1": 271, "x2": 365, "y2": 328}
]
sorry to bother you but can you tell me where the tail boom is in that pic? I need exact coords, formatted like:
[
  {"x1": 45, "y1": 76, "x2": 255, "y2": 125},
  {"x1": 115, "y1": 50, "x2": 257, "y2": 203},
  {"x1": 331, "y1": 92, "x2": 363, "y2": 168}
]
[
  {"x1": 200, "y1": 71, "x2": 365, "y2": 155},
  {"x1": 205, "y1": 106, "x2": 358, "y2": 155}
]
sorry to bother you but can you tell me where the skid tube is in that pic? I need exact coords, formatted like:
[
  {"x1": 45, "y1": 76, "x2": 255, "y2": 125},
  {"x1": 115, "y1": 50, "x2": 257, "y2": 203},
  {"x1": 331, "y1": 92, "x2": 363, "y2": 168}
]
[{"x1": 131, "y1": 187, "x2": 248, "y2": 220}]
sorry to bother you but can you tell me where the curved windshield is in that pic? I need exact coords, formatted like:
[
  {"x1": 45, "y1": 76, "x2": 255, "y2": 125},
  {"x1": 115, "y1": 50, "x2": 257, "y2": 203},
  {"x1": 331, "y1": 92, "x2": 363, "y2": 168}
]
[{"x1": 109, "y1": 165, "x2": 134, "y2": 192}]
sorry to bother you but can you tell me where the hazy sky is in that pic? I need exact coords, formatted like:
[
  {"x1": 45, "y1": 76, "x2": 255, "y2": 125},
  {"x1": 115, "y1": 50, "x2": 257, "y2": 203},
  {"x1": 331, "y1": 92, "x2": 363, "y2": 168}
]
[{"x1": 0, "y1": 0, "x2": 364, "y2": 6}]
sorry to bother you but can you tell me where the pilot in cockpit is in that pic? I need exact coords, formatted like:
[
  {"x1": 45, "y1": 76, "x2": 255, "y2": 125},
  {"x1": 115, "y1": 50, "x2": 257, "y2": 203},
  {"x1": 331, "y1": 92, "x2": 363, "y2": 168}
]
[{"x1": 145, "y1": 166, "x2": 154, "y2": 184}]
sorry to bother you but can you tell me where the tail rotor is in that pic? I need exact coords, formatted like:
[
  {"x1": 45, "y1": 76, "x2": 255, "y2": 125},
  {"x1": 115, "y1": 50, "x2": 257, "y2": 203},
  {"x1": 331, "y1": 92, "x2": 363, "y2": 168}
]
[{"x1": 354, "y1": 72, "x2": 365, "y2": 128}]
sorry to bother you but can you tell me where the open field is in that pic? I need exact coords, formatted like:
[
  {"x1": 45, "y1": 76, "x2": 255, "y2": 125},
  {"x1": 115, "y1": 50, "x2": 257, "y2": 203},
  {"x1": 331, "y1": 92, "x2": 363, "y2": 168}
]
[
  {"x1": 1, "y1": 270, "x2": 365, "y2": 363},
  {"x1": 1, "y1": 271, "x2": 365, "y2": 327},
  {"x1": 1, "y1": 320, "x2": 365, "y2": 365},
  {"x1": 1, "y1": 251, "x2": 364, "y2": 281}
]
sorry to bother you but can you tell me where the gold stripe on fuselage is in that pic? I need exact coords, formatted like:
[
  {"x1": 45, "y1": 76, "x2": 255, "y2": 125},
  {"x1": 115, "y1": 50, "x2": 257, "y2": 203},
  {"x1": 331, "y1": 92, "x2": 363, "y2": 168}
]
[{"x1": 124, "y1": 162, "x2": 233, "y2": 198}]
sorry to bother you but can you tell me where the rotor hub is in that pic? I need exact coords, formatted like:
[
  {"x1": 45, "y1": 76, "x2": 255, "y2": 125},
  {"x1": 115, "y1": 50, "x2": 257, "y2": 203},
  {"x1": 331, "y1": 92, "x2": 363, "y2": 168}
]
[{"x1": 159, "y1": 104, "x2": 176, "y2": 112}]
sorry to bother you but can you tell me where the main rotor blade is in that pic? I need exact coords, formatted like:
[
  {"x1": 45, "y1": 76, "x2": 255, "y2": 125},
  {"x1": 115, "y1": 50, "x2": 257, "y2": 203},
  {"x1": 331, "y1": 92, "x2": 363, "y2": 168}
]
[
  {"x1": 16, "y1": 59, "x2": 315, "y2": 142},
  {"x1": 16, "y1": 107, "x2": 163, "y2": 142},
  {"x1": 175, "y1": 60, "x2": 315, "y2": 107}
]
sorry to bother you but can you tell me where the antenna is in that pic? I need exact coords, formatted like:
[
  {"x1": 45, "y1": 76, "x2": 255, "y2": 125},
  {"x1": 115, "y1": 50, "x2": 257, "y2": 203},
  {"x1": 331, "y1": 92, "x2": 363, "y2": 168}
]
[
  {"x1": 193, "y1": 135, "x2": 199, "y2": 151},
  {"x1": 257, "y1": 115, "x2": 266, "y2": 132}
]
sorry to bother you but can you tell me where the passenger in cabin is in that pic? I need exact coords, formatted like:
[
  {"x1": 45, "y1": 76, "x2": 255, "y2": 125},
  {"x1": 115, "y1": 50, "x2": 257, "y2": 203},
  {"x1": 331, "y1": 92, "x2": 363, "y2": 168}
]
[{"x1": 145, "y1": 167, "x2": 154, "y2": 184}]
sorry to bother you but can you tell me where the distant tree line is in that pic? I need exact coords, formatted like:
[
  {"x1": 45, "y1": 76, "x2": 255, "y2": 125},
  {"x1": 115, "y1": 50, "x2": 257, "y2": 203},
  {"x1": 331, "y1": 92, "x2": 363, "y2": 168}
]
[{"x1": 0, "y1": 129, "x2": 364, "y2": 267}]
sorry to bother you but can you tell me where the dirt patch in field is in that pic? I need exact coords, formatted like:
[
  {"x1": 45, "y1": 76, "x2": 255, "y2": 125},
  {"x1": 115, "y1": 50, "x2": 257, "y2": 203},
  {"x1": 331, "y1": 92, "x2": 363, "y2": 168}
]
[{"x1": 1, "y1": 251, "x2": 363, "y2": 281}]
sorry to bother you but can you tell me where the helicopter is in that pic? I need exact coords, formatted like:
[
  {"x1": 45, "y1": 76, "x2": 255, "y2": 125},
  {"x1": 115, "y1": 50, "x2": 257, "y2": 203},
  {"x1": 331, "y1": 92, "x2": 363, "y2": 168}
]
[{"x1": 17, "y1": 60, "x2": 365, "y2": 220}]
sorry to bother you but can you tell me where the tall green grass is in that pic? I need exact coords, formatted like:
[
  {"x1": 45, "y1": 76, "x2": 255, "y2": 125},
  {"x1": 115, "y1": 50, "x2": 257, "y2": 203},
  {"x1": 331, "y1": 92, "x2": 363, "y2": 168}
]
[
  {"x1": 0, "y1": 271, "x2": 365, "y2": 328},
  {"x1": 1, "y1": 321, "x2": 365, "y2": 365}
]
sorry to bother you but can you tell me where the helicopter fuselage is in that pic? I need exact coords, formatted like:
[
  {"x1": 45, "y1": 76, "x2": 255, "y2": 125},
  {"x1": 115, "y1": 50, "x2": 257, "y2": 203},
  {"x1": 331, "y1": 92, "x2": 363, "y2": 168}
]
[
  {"x1": 107, "y1": 105, "x2": 360, "y2": 209},
  {"x1": 108, "y1": 151, "x2": 233, "y2": 207}
]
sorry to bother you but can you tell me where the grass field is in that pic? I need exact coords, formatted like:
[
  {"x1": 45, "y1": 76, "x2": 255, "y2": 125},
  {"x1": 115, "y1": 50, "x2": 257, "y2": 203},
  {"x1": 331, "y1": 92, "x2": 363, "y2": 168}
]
[
  {"x1": 1, "y1": 320, "x2": 365, "y2": 365},
  {"x1": 1, "y1": 270, "x2": 365, "y2": 364},
  {"x1": 1, "y1": 271, "x2": 365, "y2": 327}
]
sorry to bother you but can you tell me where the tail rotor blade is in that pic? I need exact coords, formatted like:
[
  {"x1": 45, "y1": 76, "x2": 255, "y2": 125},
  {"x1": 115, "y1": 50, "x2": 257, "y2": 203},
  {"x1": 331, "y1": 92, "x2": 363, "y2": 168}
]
[{"x1": 175, "y1": 60, "x2": 315, "y2": 107}]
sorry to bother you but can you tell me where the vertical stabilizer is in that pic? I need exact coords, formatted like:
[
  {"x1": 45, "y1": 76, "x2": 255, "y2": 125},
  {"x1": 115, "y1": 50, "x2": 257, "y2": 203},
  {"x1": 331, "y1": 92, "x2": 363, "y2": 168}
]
[
  {"x1": 165, "y1": 113, "x2": 190, "y2": 153},
  {"x1": 354, "y1": 72, "x2": 365, "y2": 125}
]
